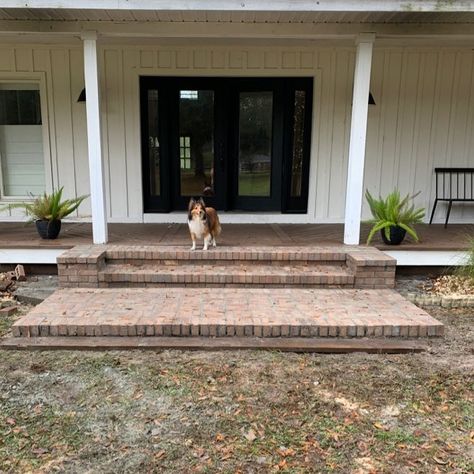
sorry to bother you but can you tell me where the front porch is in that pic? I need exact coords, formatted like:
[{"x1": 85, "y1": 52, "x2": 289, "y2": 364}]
[{"x1": 0, "y1": 222, "x2": 471, "y2": 266}]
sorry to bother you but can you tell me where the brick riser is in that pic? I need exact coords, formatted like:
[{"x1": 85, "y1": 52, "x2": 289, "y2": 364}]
[
  {"x1": 14, "y1": 323, "x2": 444, "y2": 339},
  {"x1": 107, "y1": 259, "x2": 346, "y2": 266},
  {"x1": 105, "y1": 249, "x2": 348, "y2": 262},
  {"x1": 99, "y1": 277, "x2": 355, "y2": 287},
  {"x1": 103, "y1": 283, "x2": 354, "y2": 289}
]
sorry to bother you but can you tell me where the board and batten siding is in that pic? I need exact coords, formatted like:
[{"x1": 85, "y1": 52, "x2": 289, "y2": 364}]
[
  {"x1": 0, "y1": 45, "x2": 90, "y2": 218},
  {"x1": 0, "y1": 43, "x2": 473, "y2": 223}
]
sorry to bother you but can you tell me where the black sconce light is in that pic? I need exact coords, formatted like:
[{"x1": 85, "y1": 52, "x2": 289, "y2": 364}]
[{"x1": 77, "y1": 88, "x2": 86, "y2": 102}]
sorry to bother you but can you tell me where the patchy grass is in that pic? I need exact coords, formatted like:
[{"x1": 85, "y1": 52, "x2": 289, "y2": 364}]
[
  {"x1": 0, "y1": 303, "x2": 29, "y2": 338},
  {"x1": 0, "y1": 308, "x2": 473, "y2": 473}
]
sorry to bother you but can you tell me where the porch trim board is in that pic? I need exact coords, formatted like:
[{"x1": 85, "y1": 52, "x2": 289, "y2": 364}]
[
  {"x1": 0, "y1": 248, "x2": 468, "y2": 266},
  {"x1": 0, "y1": 249, "x2": 66, "y2": 264},
  {"x1": 384, "y1": 250, "x2": 469, "y2": 267}
]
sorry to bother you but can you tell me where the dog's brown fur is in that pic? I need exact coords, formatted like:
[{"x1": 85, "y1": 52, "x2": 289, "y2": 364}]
[{"x1": 187, "y1": 198, "x2": 221, "y2": 250}]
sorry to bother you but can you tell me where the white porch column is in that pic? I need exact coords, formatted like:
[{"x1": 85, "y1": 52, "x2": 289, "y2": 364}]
[
  {"x1": 343, "y1": 33, "x2": 375, "y2": 245},
  {"x1": 82, "y1": 31, "x2": 108, "y2": 244}
]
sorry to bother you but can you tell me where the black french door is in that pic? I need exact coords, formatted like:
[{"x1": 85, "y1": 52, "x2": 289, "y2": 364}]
[{"x1": 140, "y1": 76, "x2": 312, "y2": 213}]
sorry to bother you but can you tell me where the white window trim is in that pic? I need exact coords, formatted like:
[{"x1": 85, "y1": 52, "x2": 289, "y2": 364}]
[{"x1": 0, "y1": 72, "x2": 52, "y2": 203}]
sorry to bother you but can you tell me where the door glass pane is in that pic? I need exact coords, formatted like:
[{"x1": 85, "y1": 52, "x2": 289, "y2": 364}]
[
  {"x1": 147, "y1": 89, "x2": 160, "y2": 196},
  {"x1": 238, "y1": 91, "x2": 272, "y2": 197},
  {"x1": 179, "y1": 90, "x2": 214, "y2": 197},
  {"x1": 291, "y1": 90, "x2": 306, "y2": 197},
  {"x1": 0, "y1": 83, "x2": 44, "y2": 197}
]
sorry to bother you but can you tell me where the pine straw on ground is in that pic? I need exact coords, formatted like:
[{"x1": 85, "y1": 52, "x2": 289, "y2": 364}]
[
  {"x1": 425, "y1": 275, "x2": 474, "y2": 297},
  {"x1": 0, "y1": 308, "x2": 473, "y2": 474}
]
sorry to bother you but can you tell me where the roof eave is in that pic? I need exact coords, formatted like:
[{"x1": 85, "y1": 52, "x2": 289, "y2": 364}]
[{"x1": 0, "y1": 0, "x2": 472, "y2": 13}]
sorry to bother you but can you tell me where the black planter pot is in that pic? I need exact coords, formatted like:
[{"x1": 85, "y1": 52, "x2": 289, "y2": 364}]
[
  {"x1": 35, "y1": 219, "x2": 62, "y2": 239},
  {"x1": 380, "y1": 225, "x2": 406, "y2": 245}
]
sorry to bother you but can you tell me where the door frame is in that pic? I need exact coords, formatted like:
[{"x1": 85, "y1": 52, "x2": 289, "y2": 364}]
[{"x1": 140, "y1": 76, "x2": 313, "y2": 213}]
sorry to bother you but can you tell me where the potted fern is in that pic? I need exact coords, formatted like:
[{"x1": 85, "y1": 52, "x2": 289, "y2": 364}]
[
  {"x1": 5, "y1": 187, "x2": 88, "y2": 239},
  {"x1": 365, "y1": 189, "x2": 425, "y2": 245}
]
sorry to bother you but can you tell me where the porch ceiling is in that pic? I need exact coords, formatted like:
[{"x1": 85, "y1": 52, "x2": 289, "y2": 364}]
[{"x1": 1, "y1": 8, "x2": 474, "y2": 23}]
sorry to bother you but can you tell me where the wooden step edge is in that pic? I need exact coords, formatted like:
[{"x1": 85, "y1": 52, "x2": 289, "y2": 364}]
[{"x1": 0, "y1": 336, "x2": 428, "y2": 354}]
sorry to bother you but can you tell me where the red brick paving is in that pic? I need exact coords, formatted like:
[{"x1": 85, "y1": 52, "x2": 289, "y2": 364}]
[{"x1": 12, "y1": 288, "x2": 443, "y2": 338}]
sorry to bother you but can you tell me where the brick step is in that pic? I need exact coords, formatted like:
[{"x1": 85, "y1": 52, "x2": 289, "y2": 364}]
[
  {"x1": 98, "y1": 263, "x2": 355, "y2": 287},
  {"x1": 12, "y1": 288, "x2": 444, "y2": 339},
  {"x1": 58, "y1": 245, "x2": 397, "y2": 289},
  {"x1": 104, "y1": 246, "x2": 347, "y2": 264}
]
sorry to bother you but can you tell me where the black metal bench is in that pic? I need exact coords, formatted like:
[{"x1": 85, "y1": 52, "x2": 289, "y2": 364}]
[{"x1": 429, "y1": 167, "x2": 474, "y2": 227}]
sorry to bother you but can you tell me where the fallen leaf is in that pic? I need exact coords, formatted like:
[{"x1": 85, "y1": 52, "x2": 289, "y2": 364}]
[
  {"x1": 243, "y1": 428, "x2": 256, "y2": 442},
  {"x1": 32, "y1": 448, "x2": 48, "y2": 456},
  {"x1": 433, "y1": 457, "x2": 448, "y2": 465},
  {"x1": 278, "y1": 447, "x2": 296, "y2": 457}
]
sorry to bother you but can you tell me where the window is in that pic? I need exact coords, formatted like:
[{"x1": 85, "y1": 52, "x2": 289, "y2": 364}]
[
  {"x1": 0, "y1": 83, "x2": 45, "y2": 197},
  {"x1": 290, "y1": 90, "x2": 306, "y2": 197},
  {"x1": 180, "y1": 90, "x2": 198, "y2": 100},
  {"x1": 147, "y1": 89, "x2": 160, "y2": 196},
  {"x1": 180, "y1": 136, "x2": 191, "y2": 169}
]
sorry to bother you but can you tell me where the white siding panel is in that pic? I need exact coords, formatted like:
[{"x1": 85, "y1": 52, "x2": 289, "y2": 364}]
[
  {"x1": 69, "y1": 48, "x2": 91, "y2": 215},
  {"x1": 247, "y1": 50, "x2": 263, "y2": 69},
  {"x1": 314, "y1": 49, "x2": 333, "y2": 220},
  {"x1": 14, "y1": 48, "x2": 33, "y2": 72},
  {"x1": 104, "y1": 49, "x2": 128, "y2": 219},
  {"x1": 123, "y1": 49, "x2": 142, "y2": 219},
  {"x1": 364, "y1": 48, "x2": 474, "y2": 224},
  {"x1": 50, "y1": 49, "x2": 76, "y2": 199},
  {"x1": 140, "y1": 50, "x2": 156, "y2": 69},
  {"x1": 158, "y1": 51, "x2": 173, "y2": 68},
  {"x1": 0, "y1": 44, "x2": 473, "y2": 224},
  {"x1": 211, "y1": 50, "x2": 227, "y2": 69},
  {"x1": 328, "y1": 50, "x2": 352, "y2": 220},
  {"x1": 0, "y1": 49, "x2": 14, "y2": 71}
]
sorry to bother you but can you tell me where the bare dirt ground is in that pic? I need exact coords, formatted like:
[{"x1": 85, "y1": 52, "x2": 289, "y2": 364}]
[{"x1": 0, "y1": 296, "x2": 473, "y2": 473}]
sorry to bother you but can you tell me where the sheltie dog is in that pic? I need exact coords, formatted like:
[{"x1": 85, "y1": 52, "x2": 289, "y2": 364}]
[{"x1": 187, "y1": 197, "x2": 221, "y2": 251}]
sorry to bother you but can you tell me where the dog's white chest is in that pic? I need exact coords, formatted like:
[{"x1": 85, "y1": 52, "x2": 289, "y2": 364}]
[{"x1": 188, "y1": 218, "x2": 205, "y2": 238}]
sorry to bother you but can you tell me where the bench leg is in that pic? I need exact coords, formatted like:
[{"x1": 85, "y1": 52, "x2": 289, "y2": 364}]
[
  {"x1": 445, "y1": 200, "x2": 453, "y2": 228},
  {"x1": 429, "y1": 199, "x2": 439, "y2": 224}
]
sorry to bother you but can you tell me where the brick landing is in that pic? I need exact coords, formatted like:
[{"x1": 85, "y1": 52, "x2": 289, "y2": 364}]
[{"x1": 13, "y1": 288, "x2": 443, "y2": 338}]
